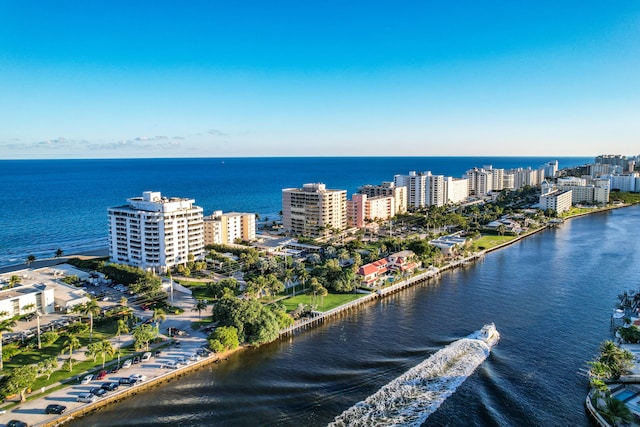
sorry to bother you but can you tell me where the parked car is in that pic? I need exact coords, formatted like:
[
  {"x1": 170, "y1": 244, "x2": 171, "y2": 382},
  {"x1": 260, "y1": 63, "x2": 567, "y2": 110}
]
[
  {"x1": 129, "y1": 373, "x2": 147, "y2": 382},
  {"x1": 45, "y1": 404, "x2": 66, "y2": 414},
  {"x1": 109, "y1": 365, "x2": 120, "y2": 374},
  {"x1": 81, "y1": 374, "x2": 93, "y2": 384},
  {"x1": 118, "y1": 377, "x2": 138, "y2": 386},
  {"x1": 76, "y1": 393, "x2": 98, "y2": 403},
  {"x1": 96, "y1": 370, "x2": 107, "y2": 380},
  {"x1": 162, "y1": 360, "x2": 181, "y2": 369},
  {"x1": 141, "y1": 351, "x2": 152, "y2": 362},
  {"x1": 188, "y1": 353, "x2": 201, "y2": 362},
  {"x1": 154, "y1": 350, "x2": 161, "y2": 357},
  {"x1": 101, "y1": 381, "x2": 119, "y2": 391},
  {"x1": 121, "y1": 359, "x2": 132, "y2": 369},
  {"x1": 90, "y1": 387, "x2": 108, "y2": 398},
  {"x1": 132, "y1": 356, "x2": 141, "y2": 364},
  {"x1": 6, "y1": 420, "x2": 28, "y2": 427}
]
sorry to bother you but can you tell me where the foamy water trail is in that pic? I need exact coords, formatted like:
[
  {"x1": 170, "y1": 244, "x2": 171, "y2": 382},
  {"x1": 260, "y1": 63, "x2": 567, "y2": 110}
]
[{"x1": 329, "y1": 334, "x2": 495, "y2": 427}]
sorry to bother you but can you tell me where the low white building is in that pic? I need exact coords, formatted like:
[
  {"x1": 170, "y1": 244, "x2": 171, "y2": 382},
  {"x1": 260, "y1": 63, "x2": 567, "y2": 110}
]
[
  {"x1": 539, "y1": 183, "x2": 572, "y2": 214},
  {"x1": 0, "y1": 283, "x2": 55, "y2": 318},
  {"x1": 0, "y1": 267, "x2": 91, "y2": 316},
  {"x1": 430, "y1": 235, "x2": 468, "y2": 255}
]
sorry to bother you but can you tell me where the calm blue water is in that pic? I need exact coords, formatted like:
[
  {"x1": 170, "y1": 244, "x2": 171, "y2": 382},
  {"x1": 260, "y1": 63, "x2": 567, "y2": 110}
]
[
  {"x1": 69, "y1": 204, "x2": 640, "y2": 426},
  {"x1": 0, "y1": 157, "x2": 589, "y2": 267}
]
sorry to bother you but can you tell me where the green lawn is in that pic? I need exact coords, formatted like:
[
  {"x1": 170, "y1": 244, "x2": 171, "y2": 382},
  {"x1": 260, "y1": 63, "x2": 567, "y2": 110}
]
[
  {"x1": 282, "y1": 292, "x2": 365, "y2": 312},
  {"x1": 560, "y1": 206, "x2": 597, "y2": 217},
  {"x1": 471, "y1": 235, "x2": 516, "y2": 251}
]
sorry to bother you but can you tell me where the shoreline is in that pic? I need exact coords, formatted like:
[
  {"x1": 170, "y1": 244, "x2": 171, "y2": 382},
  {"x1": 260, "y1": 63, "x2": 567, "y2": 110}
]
[
  {"x1": 1, "y1": 203, "x2": 633, "y2": 426},
  {"x1": 0, "y1": 248, "x2": 109, "y2": 275}
]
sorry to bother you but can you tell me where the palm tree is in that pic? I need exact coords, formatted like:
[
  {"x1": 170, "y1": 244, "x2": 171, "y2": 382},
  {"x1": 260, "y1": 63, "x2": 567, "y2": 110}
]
[
  {"x1": 26, "y1": 255, "x2": 36, "y2": 268},
  {"x1": 192, "y1": 300, "x2": 208, "y2": 319},
  {"x1": 8, "y1": 275, "x2": 21, "y2": 289},
  {"x1": 116, "y1": 319, "x2": 129, "y2": 366},
  {"x1": 601, "y1": 396, "x2": 633, "y2": 425},
  {"x1": 78, "y1": 299, "x2": 101, "y2": 341},
  {"x1": 297, "y1": 266, "x2": 310, "y2": 292},
  {"x1": 151, "y1": 308, "x2": 166, "y2": 332},
  {"x1": 61, "y1": 334, "x2": 81, "y2": 371},
  {"x1": 317, "y1": 284, "x2": 328, "y2": 310},
  {"x1": 96, "y1": 339, "x2": 115, "y2": 368},
  {"x1": 247, "y1": 276, "x2": 269, "y2": 300},
  {"x1": 0, "y1": 311, "x2": 17, "y2": 370},
  {"x1": 22, "y1": 303, "x2": 36, "y2": 318},
  {"x1": 119, "y1": 295, "x2": 128, "y2": 307}
]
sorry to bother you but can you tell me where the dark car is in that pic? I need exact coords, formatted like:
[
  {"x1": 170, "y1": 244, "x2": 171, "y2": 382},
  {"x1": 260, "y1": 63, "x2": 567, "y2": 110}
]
[
  {"x1": 118, "y1": 377, "x2": 137, "y2": 386},
  {"x1": 109, "y1": 365, "x2": 120, "y2": 373},
  {"x1": 45, "y1": 404, "x2": 66, "y2": 414},
  {"x1": 90, "y1": 387, "x2": 108, "y2": 397},
  {"x1": 154, "y1": 350, "x2": 161, "y2": 357},
  {"x1": 6, "y1": 420, "x2": 28, "y2": 427},
  {"x1": 132, "y1": 356, "x2": 140, "y2": 364},
  {"x1": 101, "y1": 381, "x2": 119, "y2": 391}
]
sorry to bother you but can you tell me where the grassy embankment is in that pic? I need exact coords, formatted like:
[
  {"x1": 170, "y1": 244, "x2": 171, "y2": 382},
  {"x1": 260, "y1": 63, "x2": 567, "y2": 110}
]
[
  {"x1": 470, "y1": 235, "x2": 516, "y2": 251},
  {"x1": 281, "y1": 293, "x2": 364, "y2": 312}
]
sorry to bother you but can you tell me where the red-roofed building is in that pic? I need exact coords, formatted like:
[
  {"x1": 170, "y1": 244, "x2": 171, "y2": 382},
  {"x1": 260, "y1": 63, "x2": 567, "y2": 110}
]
[
  {"x1": 357, "y1": 250, "x2": 419, "y2": 286},
  {"x1": 357, "y1": 258, "x2": 389, "y2": 285},
  {"x1": 388, "y1": 250, "x2": 419, "y2": 272}
]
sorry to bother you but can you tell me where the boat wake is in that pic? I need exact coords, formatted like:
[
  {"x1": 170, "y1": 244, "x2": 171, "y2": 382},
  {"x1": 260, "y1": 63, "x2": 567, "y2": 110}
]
[{"x1": 328, "y1": 325, "x2": 499, "y2": 427}]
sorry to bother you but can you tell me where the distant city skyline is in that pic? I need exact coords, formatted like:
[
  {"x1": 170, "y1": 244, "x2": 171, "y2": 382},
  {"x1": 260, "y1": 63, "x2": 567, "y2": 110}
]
[{"x1": 1, "y1": 2, "x2": 639, "y2": 159}]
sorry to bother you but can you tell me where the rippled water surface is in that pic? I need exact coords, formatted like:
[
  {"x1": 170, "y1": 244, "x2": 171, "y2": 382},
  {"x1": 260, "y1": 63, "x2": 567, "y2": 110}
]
[{"x1": 69, "y1": 206, "x2": 640, "y2": 426}]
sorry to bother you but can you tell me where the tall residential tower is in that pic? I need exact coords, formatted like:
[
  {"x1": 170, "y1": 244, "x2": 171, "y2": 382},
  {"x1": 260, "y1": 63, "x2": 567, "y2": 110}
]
[
  {"x1": 282, "y1": 183, "x2": 347, "y2": 238},
  {"x1": 108, "y1": 191, "x2": 204, "y2": 272}
]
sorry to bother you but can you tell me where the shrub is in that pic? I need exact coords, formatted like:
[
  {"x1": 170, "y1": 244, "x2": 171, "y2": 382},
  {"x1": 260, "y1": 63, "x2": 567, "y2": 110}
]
[
  {"x1": 208, "y1": 339, "x2": 224, "y2": 353},
  {"x1": 1, "y1": 343, "x2": 21, "y2": 361},
  {"x1": 40, "y1": 331, "x2": 60, "y2": 346},
  {"x1": 67, "y1": 322, "x2": 89, "y2": 335}
]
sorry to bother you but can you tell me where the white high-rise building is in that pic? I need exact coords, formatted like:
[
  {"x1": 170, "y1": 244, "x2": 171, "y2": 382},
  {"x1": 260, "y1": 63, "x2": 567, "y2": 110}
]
[
  {"x1": 544, "y1": 160, "x2": 559, "y2": 178},
  {"x1": 465, "y1": 167, "x2": 493, "y2": 196},
  {"x1": 601, "y1": 173, "x2": 640, "y2": 192},
  {"x1": 108, "y1": 191, "x2": 204, "y2": 272},
  {"x1": 394, "y1": 171, "x2": 445, "y2": 208},
  {"x1": 443, "y1": 177, "x2": 469, "y2": 204},
  {"x1": 506, "y1": 167, "x2": 545, "y2": 189}
]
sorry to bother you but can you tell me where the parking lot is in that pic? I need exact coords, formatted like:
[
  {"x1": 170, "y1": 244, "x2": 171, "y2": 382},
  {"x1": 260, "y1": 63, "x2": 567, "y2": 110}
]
[
  {"x1": 0, "y1": 335, "x2": 214, "y2": 426},
  {"x1": 0, "y1": 288, "x2": 212, "y2": 427}
]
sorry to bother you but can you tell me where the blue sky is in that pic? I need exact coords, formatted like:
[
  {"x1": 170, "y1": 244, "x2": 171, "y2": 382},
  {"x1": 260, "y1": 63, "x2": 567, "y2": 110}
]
[{"x1": 1, "y1": 1, "x2": 639, "y2": 159}]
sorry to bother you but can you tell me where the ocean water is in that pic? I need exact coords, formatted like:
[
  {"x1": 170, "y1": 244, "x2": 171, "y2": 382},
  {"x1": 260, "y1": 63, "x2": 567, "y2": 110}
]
[{"x1": 0, "y1": 156, "x2": 589, "y2": 267}]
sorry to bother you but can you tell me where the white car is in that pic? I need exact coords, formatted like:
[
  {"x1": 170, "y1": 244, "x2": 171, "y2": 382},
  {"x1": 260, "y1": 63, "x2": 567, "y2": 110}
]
[
  {"x1": 163, "y1": 360, "x2": 181, "y2": 369},
  {"x1": 129, "y1": 373, "x2": 147, "y2": 382},
  {"x1": 188, "y1": 353, "x2": 201, "y2": 362},
  {"x1": 81, "y1": 374, "x2": 93, "y2": 384},
  {"x1": 141, "y1": 352, "x2": 152, "y2": 362},
  {"x1": 121, "y1": 359, "x2": 132, "y2": 369},
  {"x1": 77, "y1": 393, "x2": 98, "y2": 403}
]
